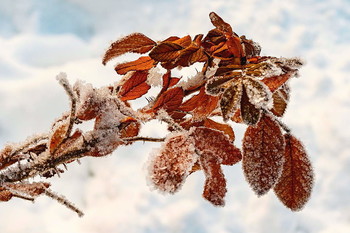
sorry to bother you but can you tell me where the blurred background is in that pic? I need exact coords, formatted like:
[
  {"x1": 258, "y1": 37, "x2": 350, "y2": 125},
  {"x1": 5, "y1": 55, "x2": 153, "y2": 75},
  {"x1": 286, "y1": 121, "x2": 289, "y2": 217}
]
[{"x1": 0, "y1": 0, "x2": 349, "y2": 232}]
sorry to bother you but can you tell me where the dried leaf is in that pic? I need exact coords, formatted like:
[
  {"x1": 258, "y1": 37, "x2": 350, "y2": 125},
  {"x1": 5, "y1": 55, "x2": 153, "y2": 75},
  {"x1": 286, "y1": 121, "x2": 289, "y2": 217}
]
[
  {"x1": 271, "y1": 85, "x2": 290, "y2": 117},
  {"x1": 49, "y1": 118, "x2": 69, "y2": 154},
  {"x1": 242, "y1": 114, "x2": 285, "y2": 196},
  {"x1": 243, "y1": 76, "x2": 273, "y2": 109},
  {"x1": 274, "y1": 134, "x2": 314, "y2": 211},
  {"x1": 200, "y1": 152, "x2": 226, "y2": 206},
  {"x1": 148, "y1": 133, "x2": 197, "y2": 193},
  {"x1": 119, "y1": 71, "x2": 151, "y2": 101},
  {"x1": 115, "y1": 56, "x2": 155, "y2": 75},
  {"x1": 149, "y1": 42, "x2": 183, "y2": 62},
  {"x1": 119, "y1": 117, "x2": 140, "y2": 140},
  {"x1": 191, "y1": 127, "x2": 241, "y2": 165},
  {"x1": 261, "y1": 71, "x2": 294, "y2": 93},
  {"x1": 240, "y1": 84, "x2": 261, "y2": 125},
  {"x1": 152, "y1": 87, "x2": 184, "y2": 112},
  {"x1": 6, "y1": 182, "x2": 50, "y2": 197},
  {"x1": 103, "y1": 33, "x2": 156, "y2": 65},
  {"x1": 179, "y1": 87, "x2": 219, "y2": 120},
  {"x1": 209, "y1": 12, "x2": 233, "y2": 35},
  {"x1": 220, "y1": 79, "x2": 242, "y2": 121},
  {"x1": 241, "y1": 36, "x2": 261, "y2": 58},
  {"x1": 203, "y1": 118, "x2": 235, "y2": 141},
  {"x1": 226, "y1": 36, "x2": 245, "y2": 58},
  {"x1": 160, "y1": 71, "x2": 180, "y2": 94},
  {"x1": 206, "y1": 76, "x2": 233, "y2": 95},
  {"x1": 0, "y1": 188, "x2": 13, "y2": 201},
  {"x1": 172, "y1": 35, "x2": 192, "y2": 47}
]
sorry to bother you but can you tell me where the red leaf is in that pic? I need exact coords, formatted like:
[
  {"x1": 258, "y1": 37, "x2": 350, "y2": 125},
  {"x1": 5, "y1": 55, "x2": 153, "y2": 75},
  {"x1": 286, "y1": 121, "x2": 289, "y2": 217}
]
[
  {"x1": 172, "y1": 35, "x2": 192, "y2": 47},
  {"x1": 200, "y1": 152, "x2": 226, "y2": 206},
  {"x1": 103, "y1": 33, "x2": 156, "y2": 65},
  {"x1": 115, "y1": 56, "x2": 155, "y2": 75},
  {"x1": 147, "y1": 133, "x2": 197, "y2": 193},
  {"x1": 203, "y1": 118, "x2": 235, "y2": 141},
  {"x1": 242, "y1": 114, "x2": 285, "y2": 196},
  {"x1": 179, "y1": 87, "x2": 219, "y2": 120},
  {"x1": 0, "y1": 188, "x2": 13, "y2": 201},
  {"x1": 274, "y1": 134, "x2": 314, "y2": 211},
  {"x1": 261, "y1": 71, "x2": 294, "y2": 93},
  {"x1": 119, "y1": 71, "x2": 151, "y2": 101},
  {"x1": 191, "y1": 127, "x2": 241, "y2": 166},
  {"x1": 119, "y1": 117, "x2": 140, "y2": 140},
  {"x1": 152, "y1": 87, "x2": 184, "y2": 112},
  {"x1": 149, "y1": 42, "x2": 183, "y2": 62},
  {"x1": 160, "y1": 71, "x2": 180, "y2": 94}
]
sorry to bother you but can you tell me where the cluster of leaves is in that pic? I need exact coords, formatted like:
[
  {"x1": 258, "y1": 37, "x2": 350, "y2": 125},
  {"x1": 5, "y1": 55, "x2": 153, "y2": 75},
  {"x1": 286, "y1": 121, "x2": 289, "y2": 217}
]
[{"x1": 0, "y1": 12, "x2": 313, "y2": 215}]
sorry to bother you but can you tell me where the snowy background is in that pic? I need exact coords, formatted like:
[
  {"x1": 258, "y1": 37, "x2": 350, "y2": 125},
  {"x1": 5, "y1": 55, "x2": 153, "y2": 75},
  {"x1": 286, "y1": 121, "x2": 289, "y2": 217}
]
[{"x1": 1, "y1": 0, "x2": 350, "y2": 232}]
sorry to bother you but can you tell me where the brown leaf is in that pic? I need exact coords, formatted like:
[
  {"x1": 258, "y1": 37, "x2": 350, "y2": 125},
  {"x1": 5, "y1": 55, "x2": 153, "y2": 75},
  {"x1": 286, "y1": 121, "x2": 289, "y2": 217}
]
[
  {"x1": 220, "y1": 79, "x2": 242, "y2": 121},
  {"x1": 271, "y1": 85, "x2": 290, "y2": 117},
  {"x1": 209, "y1": 12, "x2": 233, "y2": 35},
  {"x1": 205, "y1": 76, "x2": 233, "y2": 95},
  {"x1": 159, "y1": 71, "x2": 180, "y2": 94},
  {"x1": 172, "y1": 35, "x2": 192, "y2": 47},
  {"x1": 49, "y1": 118, "x2": 69, "y2": 154},
  {"x1": 261, "y1": 71, "x2": 294, "y2": 93},
  {"x1": 102, "y1": 33, "x2": 156, "y2": 65},
  {"x1": 203, "y1": 118, "x2": 235, "y2": 141},
  {"x1": 149, "y1": 42, "x2": 183, "y2": 62},
  {"x1": 115, "y1": 56, "x2": 155, "y2": 75},
  {"x1": 118, "y1": 71, "x2": 151, "y2": 101},
  {"x1": 274, "y1": 134, "x2": 314, "y2": 211},
  {"x1": 243, "y1": 76, "x2": 272, "y2": 110},
  {"x1": 191, "y1": 127, "x2": 241, "y2": 165},
  {"x1": 152, "y1": 87, "x2": 184, "y2": 112},
  {"x1": 0, "y1": 188, "x2": 13, "y2": 201},
  {"x1": 226, "y1": 36, "x2": 245, "y2": 58},
  {"x1": 119, "y1": 117, "x2": 140, "y2": 140},
  {"x1": 240, "y1": 84, "x2": 261, "y2": 125},
  {"x1": 242, "y1": 114, "x2": 285, "y2": 196},
  {"x1": 147, "y1": 133, "x2": 197, "y2": 193},
  {"x1": 241, "y1": 36, "x2": 261, "y2": 58},
  {"x1": 179, "y1": 87, "x2": 219, "y2": 120},
  {"x1": 200, "y1": 152, "x2": 226, "y2": 206}
]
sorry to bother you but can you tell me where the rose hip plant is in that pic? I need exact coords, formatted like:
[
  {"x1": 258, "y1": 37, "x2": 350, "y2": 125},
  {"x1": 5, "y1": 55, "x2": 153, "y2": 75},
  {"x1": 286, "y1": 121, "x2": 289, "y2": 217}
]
[{"x1": 0, "y1": 12, "x2": 313, "y2": 216}]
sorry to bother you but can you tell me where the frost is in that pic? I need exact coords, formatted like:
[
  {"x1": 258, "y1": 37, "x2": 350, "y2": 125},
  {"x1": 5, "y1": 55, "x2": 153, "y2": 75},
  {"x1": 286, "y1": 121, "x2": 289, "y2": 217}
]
[
  {"x1": 243, "y1": 77, "x2": 273, "y2": 109},
  {"x1": 205, "y1": 58, "x2": 221, "y2": 78},
  {"x1": 146, "y1": 67, "x2": 163, "y2": 86},
  {"x1": 146, "y1": 132, "x2": 198, "y2": 194},
  {"x1": 177, "y1": 71, "x2": 205, "y2": 90}
]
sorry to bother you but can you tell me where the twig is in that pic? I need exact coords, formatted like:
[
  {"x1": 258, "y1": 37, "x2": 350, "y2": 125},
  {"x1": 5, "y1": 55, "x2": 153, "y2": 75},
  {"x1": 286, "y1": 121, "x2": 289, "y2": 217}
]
[
  {"x1": 124, "y1": 136, "x2": 165, "y2": 143},
  {"x1": 44, "y1": 188, "x2": 84, "y2": 217},
  {"x1": 56, "y1": 73, "x2": 77, "y2": 143}
]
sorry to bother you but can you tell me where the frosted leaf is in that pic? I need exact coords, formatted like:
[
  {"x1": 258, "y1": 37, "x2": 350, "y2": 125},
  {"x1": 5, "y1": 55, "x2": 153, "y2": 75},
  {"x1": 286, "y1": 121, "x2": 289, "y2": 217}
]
[
  {"x1": 243, "y1": 76, "x2": 273, "y2": 109},
  {"x1": 240, "y1": 84, "x2": 261, "y2": 125},
  {"x1": 147, "y1": 132, "x2": 197, "y2": 194},
  {"x1": 205, "y1": 76, "x2": 233, "y2": 96},
  {"x1": 271, "y1": 84, "x2": 290, "y2": 117},
  {"x1": 0, "y1": 187, "x2": 13, "y2": 201},
  {"x1": 200, "y1": 152, "x2": 226, "y2": 206},
  {"x1": 191, "y1": 127, "x2": 241, "y2": 165},
  {"x1": 274, "y1": 134, "x2": 314, "y2": 211},
  {"x1": 220, "y1": 79, "x2": 242, "y2": 121},
  {"x1": 242, "y1": 114, "x2": 285, "y2": 196},
  {"x1": 73, "y1": 80, "x2": 100, "y2": 121}
]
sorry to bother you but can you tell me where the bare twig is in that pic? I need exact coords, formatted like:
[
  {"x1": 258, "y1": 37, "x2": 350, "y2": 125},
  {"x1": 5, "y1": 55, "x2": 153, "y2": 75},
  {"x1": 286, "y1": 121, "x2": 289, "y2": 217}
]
[
  {"x1": 124, "y1": 136, "x2": 165, "y2": 143},
  {"x1": 44, "y1": 188, "x2": 84, "y2": 217}
]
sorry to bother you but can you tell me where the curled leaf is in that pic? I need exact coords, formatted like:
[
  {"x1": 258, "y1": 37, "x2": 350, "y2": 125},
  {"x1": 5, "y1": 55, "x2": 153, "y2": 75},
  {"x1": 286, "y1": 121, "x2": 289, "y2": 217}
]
[
  {"x1": 115, "y1": 56, "x2": 155, "y2": 75},
  {"x1": 103, "y1": 33, "x2": 156, "y2": 65},
  {"x1": 200, "y1": 152, "x2": 226, "y2": 206}
]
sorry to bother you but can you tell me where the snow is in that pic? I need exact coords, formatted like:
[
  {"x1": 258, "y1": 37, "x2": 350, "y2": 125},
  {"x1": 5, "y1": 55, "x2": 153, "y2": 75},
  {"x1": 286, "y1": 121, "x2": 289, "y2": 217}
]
[{"x1": 1, "y1": 0, "x2": 350, "y2": 232}]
